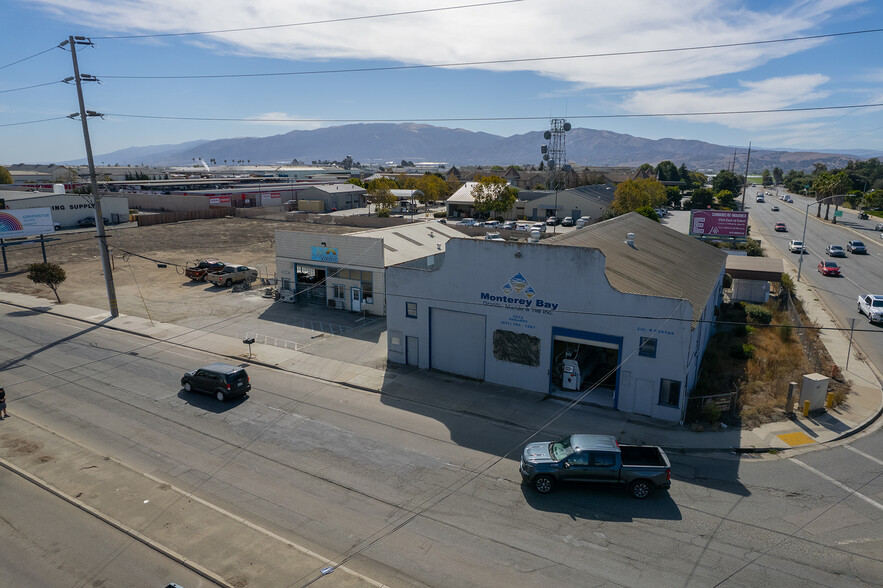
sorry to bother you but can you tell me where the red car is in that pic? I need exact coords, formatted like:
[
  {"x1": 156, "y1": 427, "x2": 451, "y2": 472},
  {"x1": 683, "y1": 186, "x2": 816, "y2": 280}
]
[
  {"x1": 774, "y1": 222, "x2": 787, "y2": 232},
  {"x1": 818, "y1": 261, "x2": 841, "y2": 276}
]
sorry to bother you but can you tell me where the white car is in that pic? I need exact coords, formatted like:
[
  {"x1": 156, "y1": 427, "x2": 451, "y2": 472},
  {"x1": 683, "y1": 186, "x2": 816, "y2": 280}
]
[
  {"x1": 857, "y1": 294, "x2": 883, "y2": 323},
  {"x1": 788, "y1": 240, "x2": 806, "y2": 253},
  {"x1": 530, "y1": 223, "x2": 547, "y2": 233},
  {"x1": 483, "y1": 220, "x2": 501, "y2": 228},
  {"x1": 484, "y1": 232, "x2": 505, "y2": 241},
  {"x1": 515, "y1": 223, "x2": 532, "y2": 231},
  {"x1": 457, "y1": 218, "x2": 478, "y2": 226}
]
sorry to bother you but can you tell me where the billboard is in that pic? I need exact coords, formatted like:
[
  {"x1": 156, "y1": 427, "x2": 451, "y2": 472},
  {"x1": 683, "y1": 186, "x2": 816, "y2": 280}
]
[
  {"x1": 689, "y1": 210, "x2": 749, "y2": 238},
  {"x1": 0, "y1": 208, "x2": 55, "y2": 238}
]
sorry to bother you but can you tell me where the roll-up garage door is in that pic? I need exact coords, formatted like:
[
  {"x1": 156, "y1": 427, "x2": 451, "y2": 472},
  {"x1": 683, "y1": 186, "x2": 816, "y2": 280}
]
[{"x1": 430, "y1": 308, "x2": 486, "y2": 380}]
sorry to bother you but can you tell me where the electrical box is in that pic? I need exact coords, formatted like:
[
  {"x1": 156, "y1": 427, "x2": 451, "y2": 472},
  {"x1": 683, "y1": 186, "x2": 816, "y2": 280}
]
[{"x1": 799, "y1": 373, "x2": 830, "y2": 412}]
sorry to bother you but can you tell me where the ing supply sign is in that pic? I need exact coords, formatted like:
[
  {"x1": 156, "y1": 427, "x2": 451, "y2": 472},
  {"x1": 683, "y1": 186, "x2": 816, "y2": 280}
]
[
  {"x1": 0, "y1": 208, "x2": 55, "y2": 238},
  {"x1": 689, "y1": 210, "x2": 749, "y2": 238}
]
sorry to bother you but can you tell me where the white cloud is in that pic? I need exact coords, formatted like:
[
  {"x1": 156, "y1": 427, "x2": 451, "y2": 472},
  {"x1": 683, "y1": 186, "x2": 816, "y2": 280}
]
[
  {"x1": 30, "y1": 0, "x2": 863, "y2": 88},
  {"x1": 622, "y1": 74, "x2": 832, "y2": 129}
]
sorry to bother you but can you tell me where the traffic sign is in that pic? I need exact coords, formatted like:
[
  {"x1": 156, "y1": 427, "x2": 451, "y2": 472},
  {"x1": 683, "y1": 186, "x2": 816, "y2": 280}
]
[{"x1": 834, "y1": 210, "x2": 843, "y2": 217}]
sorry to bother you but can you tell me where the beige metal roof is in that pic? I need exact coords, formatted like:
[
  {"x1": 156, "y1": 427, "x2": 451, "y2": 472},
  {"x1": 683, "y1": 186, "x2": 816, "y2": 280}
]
[
  {"x1": 725, "y1": 255, "x2": 784, "y2": 282},
  {"x1": 350, "y1": 222, "x2": 468, "y2": 267},
  {"x1": 546, "y1": 212, "x2": 728, "y2": 325}
]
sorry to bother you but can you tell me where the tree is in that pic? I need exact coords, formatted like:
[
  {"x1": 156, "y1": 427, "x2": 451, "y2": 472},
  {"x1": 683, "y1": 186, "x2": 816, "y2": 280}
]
[
  {"x1": 27, "y1": 262, "x2": 66, "y2": 303},
  {"x1": 716, "y1": 189, "x2": 736, "y2": 209},
  {"x1": 635, "y1": 205, "x2": 660, "y2": 222},
  {"x1": 678, "y1": 163, "x2": 691, "y2": 185},
  {"x1": 665, "y1": 186, "x2": 682, "y2": 208},
  {"x1": 471, "y1": 175, "x2": 518, "y2": 218},
  {"x1": 366, "y1": 177, "x2": 398, "y2": 215},
  {"x1": 612, "y1": 178, "x2": 666, "y2": 214},
  {"x1": 685, "y1": 188, "x2": 714, "y2": 210},
  {"x1": 415, "y1": 173, "x2": 448, "y2": 212},
  {"x1": 772, "y1": 167, "x2": 783, "y2": 185},
  {"x1": 655, "y1": 160, "x2": 679, "y2": 182},
  {"x1": 712, "y1": 170, "x2": 740, "y2": 195},
  {"x1": 346, "y1": 178, "x2": 365, "y2": 188},
  {"x1": 0, "y1": 165, "x2": 12, "y2": 184},
  {"x1": 761, "y1": 169, "x2": 772, "y2": 186}
]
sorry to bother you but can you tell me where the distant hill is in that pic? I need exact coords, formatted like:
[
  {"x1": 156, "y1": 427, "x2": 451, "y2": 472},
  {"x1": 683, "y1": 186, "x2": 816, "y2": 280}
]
[{"x1": 68, "y1": 123, "x2": 878, "y2": 173}]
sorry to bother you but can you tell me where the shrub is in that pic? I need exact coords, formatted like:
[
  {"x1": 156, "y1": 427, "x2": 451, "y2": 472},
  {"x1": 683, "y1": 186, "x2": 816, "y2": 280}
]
[
  {"x1": 778, "y1": 324, "x2": 793, "y2": 342},
  {"x1": 377, "y1": 209, "x2": 391, "y2": 218},
  {"x1": 730, "y1": 343, "x2": 756, "y2": 359},
  {"x1": 433, "y1": 211, "x2": 447, "y2": 218},
  {"x1": 780, "y1": 273, "x2": 795, "y2": 293},
  {"x1": 702, "y1": 401, "x2": 722, "y2": 424},
  {"x1": 723, "y1": 273, "x2": 733, "y2": 288},
  {"x1": 745, "y1": 304, "x2": 772, "y2": 324}
]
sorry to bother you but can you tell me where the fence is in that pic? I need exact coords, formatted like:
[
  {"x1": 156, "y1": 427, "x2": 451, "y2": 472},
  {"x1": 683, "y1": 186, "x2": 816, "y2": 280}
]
[
  {"x1": 684, "y1": 391, "x2": 738, "y2": 423},
  {"x1": 781, "y1": 290, "x2": 829, "y2": 374},
  {"x1": 135, "y1": 208, "x2": 230, "y2": 226}
]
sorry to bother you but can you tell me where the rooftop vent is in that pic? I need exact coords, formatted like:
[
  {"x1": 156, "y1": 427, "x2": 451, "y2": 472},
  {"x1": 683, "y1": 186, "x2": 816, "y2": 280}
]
[{"x1": 626, "y1": 232, "x2": 635, "y2": 247}]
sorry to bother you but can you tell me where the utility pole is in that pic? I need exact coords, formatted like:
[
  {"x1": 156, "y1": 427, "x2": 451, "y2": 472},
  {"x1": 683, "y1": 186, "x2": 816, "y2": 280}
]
[
  {"x1": 739, "y1": 142, "x2": 751, "y2": 212},
  {"x1": 64, "y1": 35, "x2": 118, "y2": 317}
]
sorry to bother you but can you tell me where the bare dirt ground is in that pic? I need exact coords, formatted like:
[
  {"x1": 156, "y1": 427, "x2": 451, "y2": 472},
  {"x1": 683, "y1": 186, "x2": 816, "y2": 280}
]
[{"x1": 1, "y1": 217, "x2": 361, "y2": 322}]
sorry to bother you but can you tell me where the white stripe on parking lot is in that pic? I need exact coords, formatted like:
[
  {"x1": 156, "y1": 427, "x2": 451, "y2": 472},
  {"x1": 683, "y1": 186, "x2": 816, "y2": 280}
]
[
  {"x1": 846, "y1": 445, "x2": 883, "y2": 467},
  {"x1": 791, "y1": 458, "x2": 883, "y2": 512}
]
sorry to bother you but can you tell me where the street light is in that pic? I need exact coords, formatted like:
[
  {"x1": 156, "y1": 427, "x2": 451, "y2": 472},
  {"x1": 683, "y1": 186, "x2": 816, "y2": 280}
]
[{"x1": 797, "y1": 194, "x2": 841, "y2": 281}]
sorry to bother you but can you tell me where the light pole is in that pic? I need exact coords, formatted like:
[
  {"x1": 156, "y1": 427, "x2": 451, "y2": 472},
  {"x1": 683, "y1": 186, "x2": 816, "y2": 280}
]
[{"x1": 797, "y1": 194, "x2": 840, "y2": 281}]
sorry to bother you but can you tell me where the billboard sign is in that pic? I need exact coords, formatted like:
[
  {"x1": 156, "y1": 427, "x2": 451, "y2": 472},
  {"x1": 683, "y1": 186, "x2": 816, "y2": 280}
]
[
  {"x1": 689, "y1": 210, "x2": 749, "y2": 238},
  {"x1": 0, "y1": 208, "x2": 55, "y2": 238}
]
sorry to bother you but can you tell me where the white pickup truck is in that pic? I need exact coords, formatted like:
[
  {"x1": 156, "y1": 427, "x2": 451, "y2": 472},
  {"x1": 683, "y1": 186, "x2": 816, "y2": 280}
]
[
  {"x1": 857, "y1": 294, "x2": 883, "y2": 323},
  {"x1": 206, "y1": 265, "x2": 258, "y2": 287}
]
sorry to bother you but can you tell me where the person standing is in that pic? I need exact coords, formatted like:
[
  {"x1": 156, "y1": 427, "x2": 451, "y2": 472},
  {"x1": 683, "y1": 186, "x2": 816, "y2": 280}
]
[{"x1": 0, "y1": 387, "x2": 7, "y2": 419}]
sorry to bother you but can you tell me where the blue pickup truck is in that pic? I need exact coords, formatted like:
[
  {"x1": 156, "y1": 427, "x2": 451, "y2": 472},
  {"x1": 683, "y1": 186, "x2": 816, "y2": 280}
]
[{"x1": 520, "y1": 434, "x2": 671, "y2": 498}]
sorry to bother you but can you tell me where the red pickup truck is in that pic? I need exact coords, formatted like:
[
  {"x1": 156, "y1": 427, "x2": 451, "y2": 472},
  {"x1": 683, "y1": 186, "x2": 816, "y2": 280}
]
[{"x1": 185, "y1": 259, "x2": 226, "y2": 281}]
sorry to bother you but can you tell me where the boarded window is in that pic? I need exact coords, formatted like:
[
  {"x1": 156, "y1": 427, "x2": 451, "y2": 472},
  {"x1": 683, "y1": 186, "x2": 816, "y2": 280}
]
[{"x1": 493, "y1": 329, "x2": 540, "y2": 367}]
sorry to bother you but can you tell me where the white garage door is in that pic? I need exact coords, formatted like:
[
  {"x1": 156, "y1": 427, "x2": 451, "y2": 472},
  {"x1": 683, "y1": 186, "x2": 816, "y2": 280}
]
[{"x1": 430, "y1": 308, "x2": 486, "y2": 380}]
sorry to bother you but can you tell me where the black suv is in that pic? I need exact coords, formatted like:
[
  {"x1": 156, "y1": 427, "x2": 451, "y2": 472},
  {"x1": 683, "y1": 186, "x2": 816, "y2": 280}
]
[{"x1": 181, "y1": 363, "x2": 250, "y2": 401}]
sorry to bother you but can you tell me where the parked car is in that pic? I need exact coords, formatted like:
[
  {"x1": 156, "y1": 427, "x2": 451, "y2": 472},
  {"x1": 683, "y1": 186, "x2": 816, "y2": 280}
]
[
  {"x1": 825, "y1": 245, "x2": 846, "y2": 257},
  {"x1": 519, "y1": 434, "x2": 671, "y2": 498},
  {"x1": 185, "y1": 259, "x2": 226, "y2": 281},
  {"x1": 775, "y1": 222, "x2": 787, "y2": 232},
  {"x1": 484, "y1": 232, "x2": 505, "y2": 241},
  {"x1": 771, "y1": 205, "x2": 779, "y2": 211},
  {"x1": 77, "y1": 216, "x2": 96, "y2": 227},
  {"x1": 181, "y1": 363, "x2": 250, "y2": 401},
  {"x1": 205, "y1": 265, "x2": 258, "y2": 287},
  {"x1": 483, "y1": 220, "x2": 501, "y2": 228},
  {"x1": 788, "y1": 240, "x2": 806, "y2": 253},
  {"x1": 561, "y1": 216, "x2": 574, "y2": 226},
  {"x1": 530, "y1": 223, "x2": 547, "y2": 233},
  {"x1": 545, "y1": 216, "x2": 560, "y2": 226},
  {"x1": 457, "y1": 218, "x2": 478, "y2": 226},
  {"x1": 515, "y1": 223, "x2": 532, "y2": 231},
  {"x1": 857, "y1": 294, "x2": 883, "y2": 323},
  {"x1": 501, "y1": 221, "x2": 517, "y2": 230},
  {"x1": 846, "y1": 240, "x2": 867, "y2": 254},
  {"x1": 575, "y1": 216, "x2": 592, "y2": 228},
  {"x1": 818, "y1": 261, "x2": 841, "y2": 276}
]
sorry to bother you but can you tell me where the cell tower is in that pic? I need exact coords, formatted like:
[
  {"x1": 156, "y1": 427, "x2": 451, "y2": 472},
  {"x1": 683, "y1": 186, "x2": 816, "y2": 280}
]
[{"x1": 540, "y1": 118, "x2": 571, "y2": 189}]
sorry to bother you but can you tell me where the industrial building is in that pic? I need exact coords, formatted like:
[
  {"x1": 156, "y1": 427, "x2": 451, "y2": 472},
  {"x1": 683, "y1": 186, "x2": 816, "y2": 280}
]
[
  {"x1": 385, "y1": 213, "x2": 727, "y2": 422},
  {"x1": 0, "y1": 186, "x2": 129, "y2": 228}
]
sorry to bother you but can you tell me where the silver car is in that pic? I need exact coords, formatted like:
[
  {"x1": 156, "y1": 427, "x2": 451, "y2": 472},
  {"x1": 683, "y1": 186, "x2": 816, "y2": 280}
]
[{"x1": 825, "y1": 244, "x2": 846, "y2": 257}]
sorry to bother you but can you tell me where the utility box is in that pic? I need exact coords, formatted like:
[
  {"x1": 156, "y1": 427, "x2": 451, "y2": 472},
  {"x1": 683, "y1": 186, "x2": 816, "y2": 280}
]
[{"x1": 799, "y1": 373, "x2": 830, "y2": 412}]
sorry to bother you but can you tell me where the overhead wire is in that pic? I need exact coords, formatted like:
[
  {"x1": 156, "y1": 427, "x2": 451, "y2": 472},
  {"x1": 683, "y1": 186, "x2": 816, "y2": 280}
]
[{"x1": 0, "y1": 43, "x2": 65, "y2": 71}]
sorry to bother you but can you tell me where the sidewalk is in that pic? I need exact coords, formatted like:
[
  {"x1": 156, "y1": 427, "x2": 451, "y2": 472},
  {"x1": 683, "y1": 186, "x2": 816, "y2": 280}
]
[{"x1": 1, "y1": 286, "x2": 880, "y2": 454}]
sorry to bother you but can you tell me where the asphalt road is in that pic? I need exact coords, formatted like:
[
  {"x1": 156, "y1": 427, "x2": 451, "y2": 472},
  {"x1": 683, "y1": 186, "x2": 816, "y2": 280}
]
[
  {"x1": 2, "y1": 307, "x2": 882, "y2": 586},
  {"x1": 0, "y1": 466, "x2": 213, "y2": 588},
  {"x1": 745, "y1": 190, "x2": 883, "y2": 372}
]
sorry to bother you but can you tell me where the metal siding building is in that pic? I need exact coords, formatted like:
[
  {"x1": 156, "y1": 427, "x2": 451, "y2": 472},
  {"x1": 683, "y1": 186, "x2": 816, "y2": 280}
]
[
  {"x1": 387, "y1": 213, "x2": 727, "y2": 422},
  {"x1": 0, "y1": 191, "x2": 130, "y2": 227}
]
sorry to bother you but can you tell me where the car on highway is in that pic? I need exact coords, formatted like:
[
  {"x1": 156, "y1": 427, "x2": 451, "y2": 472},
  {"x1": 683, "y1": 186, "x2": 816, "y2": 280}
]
[
  {"x1": 181, "y1": 363, "x2": 250, "y2": 401},
  {"x1": 775, "y1": 222, "x2": 787, "y2": 232},
  {"x1": 857, "y1": 294, "x2": 883, "y2": 324},
  {"x1": 846, "y1": 240, "x2": 867, "y2": 254},
  {"x1": 771, "y1": 205, "x2": 779, "y2": 211},
  {"x1": 875, "y1": 222, "x2": 883, "y2": 232},
  {"x1": 825, "y1": 244, "x2": 846, "y2": 257},
  {"x1": 788, "y1": 240, "x2": 806, "y2": 253},
  {"x1": 818, "y1": 261, "x2": 841, "y2": 276}
]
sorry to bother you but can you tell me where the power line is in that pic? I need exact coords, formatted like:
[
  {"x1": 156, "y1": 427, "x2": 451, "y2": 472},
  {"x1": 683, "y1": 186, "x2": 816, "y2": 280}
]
[
  {"x1": 0, "y1": 116, "x2": 70, "y2": 128},
  {"x1": 93, "y1": 102, "x2": 883, "y2": 124},
  {"x1": 99, "y1": 27, "x2": 883, "y2": 81},
  {"x1": 90, "y1": 0, "x2": 526, "y2": 39},
  {"x1": 0, "y1": 44, "x2": 64, "y2": 71},
  {"x1": 0, "y1": 80, "x2": 68, "y2": 94}
]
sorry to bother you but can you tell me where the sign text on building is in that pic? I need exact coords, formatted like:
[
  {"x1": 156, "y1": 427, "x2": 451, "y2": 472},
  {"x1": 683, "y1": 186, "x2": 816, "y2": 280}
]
[{"x1": 689, "y1": 210, "x2": 749, "y2": 238}]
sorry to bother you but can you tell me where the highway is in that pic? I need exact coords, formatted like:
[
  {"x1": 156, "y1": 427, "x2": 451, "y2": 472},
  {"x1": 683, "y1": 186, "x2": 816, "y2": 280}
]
[{"x1": 744, "y1": 188, "x2": 883, "y2": 373}]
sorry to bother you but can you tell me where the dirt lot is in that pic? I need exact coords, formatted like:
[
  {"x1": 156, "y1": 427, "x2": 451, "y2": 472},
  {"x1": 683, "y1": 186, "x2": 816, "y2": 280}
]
[{"x1": 1, "y1": 217, "x2": 364, "y2": 324}]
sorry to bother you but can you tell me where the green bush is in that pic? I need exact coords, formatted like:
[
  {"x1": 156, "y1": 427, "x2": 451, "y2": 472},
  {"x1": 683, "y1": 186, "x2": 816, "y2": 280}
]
[
  {"x1": 433, "y1": 211, "x2": 447, "y2": 218},
  {"x1": 701, "y1": 401, "x2": 722, "y2": 424},
  {"x1": 730, "y1": 343, "x2": 756, "y2": 359},
  {"x1": 779, "y1": 324, "x2": 794, "y2": 342},
  {"x1": 745, "y1": 304, "x2": 772, "y2": 324},
  {"x1": 377, "y1": 209, "x2": 391, "y2": 218},
  {"x1": 780, "y1": 273, "x2": 795, "y2": 293}
]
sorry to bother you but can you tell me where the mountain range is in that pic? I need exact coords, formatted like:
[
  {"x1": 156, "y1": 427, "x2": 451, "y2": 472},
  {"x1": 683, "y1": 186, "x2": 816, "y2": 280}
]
[{"x1": 74, "y1": 123, "x2": 881, "y2": 173}]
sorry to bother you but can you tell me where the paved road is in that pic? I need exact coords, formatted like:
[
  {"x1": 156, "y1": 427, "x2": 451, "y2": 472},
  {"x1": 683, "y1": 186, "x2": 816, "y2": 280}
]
[
  {"x1": 1, "y1": 307, "x2": 882, "y2": 586},
  {"x1": 745, "y1": 191, "x2": 883, "y2": 373},
  {"x1": 0, "y1": 466, "x2": 213, "y2": 587}
]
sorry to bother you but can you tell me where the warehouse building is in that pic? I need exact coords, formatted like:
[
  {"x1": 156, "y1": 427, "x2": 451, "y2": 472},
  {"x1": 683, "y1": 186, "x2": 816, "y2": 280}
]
[
  {"x1": 385, "y1": 213, "x2": 727, "y2": 422},
  {"x1": 0, "y1": 186, "x2": 129, "y2": 228}
]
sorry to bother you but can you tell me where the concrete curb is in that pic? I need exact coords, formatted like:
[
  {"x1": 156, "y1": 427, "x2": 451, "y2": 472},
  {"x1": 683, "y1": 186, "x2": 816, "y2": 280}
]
[{"x1": 0, "y1": 453, "x2": 231, "y2": 588}]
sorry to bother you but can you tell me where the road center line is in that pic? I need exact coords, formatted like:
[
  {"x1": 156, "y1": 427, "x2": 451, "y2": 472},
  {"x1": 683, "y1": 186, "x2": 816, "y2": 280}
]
[
  {"x1": 845, "y1": 445, "x2": 883, "y2": 467},
  {"x1": 791, "y1": 458, "x2": 883, "y2": 512}
]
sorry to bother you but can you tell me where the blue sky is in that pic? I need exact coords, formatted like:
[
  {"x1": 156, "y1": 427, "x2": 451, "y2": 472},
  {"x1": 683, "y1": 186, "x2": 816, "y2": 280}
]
[{"x1": 2, "y1": 0, "x2": 882, "y2": 165}]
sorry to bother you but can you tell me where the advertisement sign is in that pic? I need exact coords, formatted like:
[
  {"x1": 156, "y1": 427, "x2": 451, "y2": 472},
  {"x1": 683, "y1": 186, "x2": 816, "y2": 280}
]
[
  {"x1": 263, "y1": 192, "x2": 282, "y2": 205},
  {"x1": 311, "y1": 246, "x2": 339, "y2": 263},
  {"x1": 0, "y1": 208, "x2": 55, "y2": 238},
  {"x1": 207, "y1": 194, "x2": 232, "y2": 205},
  {"x1": 689, "y1": 210, "x2": 749, "y2": 238}
]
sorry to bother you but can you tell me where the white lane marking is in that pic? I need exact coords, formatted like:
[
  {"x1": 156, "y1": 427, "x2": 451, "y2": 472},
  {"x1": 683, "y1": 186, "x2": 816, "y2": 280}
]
[
  {"x1": 845, "y1": 445, "x2": 883, "y2": 467},
  {"x1": 791, "y1": 459, "x2": 883, "y2": 512}
]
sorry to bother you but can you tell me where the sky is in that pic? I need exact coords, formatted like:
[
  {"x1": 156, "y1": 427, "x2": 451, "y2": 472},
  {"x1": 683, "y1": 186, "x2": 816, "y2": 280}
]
[{"x1": 2, "y1": 0, "x2": 883, "y2": 165}]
